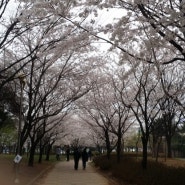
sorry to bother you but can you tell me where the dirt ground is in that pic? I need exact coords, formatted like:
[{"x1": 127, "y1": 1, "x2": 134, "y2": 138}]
[{"x1": 0, "y1": 155, "x2": 54, "y2": 185}]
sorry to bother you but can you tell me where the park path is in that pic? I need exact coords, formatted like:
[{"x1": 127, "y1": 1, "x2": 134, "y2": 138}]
[{"x1": 36, "y1": 159, "x2": 113, "y2": 185}]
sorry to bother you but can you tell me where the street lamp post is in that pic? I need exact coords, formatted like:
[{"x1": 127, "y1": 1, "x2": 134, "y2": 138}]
[
  {"x1": 17, "y1": 74, "x2": 25, "y2": 156},
  {"x1": 14, "y1": 73, "x2": 26, "y2": 184}
]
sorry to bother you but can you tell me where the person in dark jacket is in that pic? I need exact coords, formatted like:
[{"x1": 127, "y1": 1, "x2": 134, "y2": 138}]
[
  {"x1": 81, "y1": 147, "x2": 88, "y2": 169},
  {"x1": 88, "y1": 149, "x2": 92, "y2": 161},
  {"x1": 66, "y1": 145, "x2": 70, "y2": 161},
  {"x1": 73, "y1": 147, "x2": 81, "y2": 170}
]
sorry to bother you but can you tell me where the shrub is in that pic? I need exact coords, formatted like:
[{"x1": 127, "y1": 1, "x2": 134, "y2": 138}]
[
  {"x1": 93, "y1": 155, "x2": 185, "y2": 185},
  {"x1": 93, "y1": 155, "x2": 113, "y2": 170}
]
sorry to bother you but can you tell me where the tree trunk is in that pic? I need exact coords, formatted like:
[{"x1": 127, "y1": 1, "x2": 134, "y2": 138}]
[
  {"x1": 105, "y1": 130, "x2": 111, "y2": 159},
  {"x1": 45, "y1": 144, "x2": 52, "y2": 161},
  {"x1": 141, "y1": 136, "x2": 148, "y2": 169},
  {"x1": 28, "y1": 144, "x2": 36, "y2": 166},
  {"x1": 155, "y1": 137, "x2": 162, "y2": 162},
  {"x1": 116, "y1": 129, "x2": 122, "y2": 163},
  {"x1": 38, "y1": 142, "x2": 44, "y2": 163},
  {"x1": 152, "y1": 135, "x2": 158, "y2": 158},
  {"x1": 166, "y1": 137, "x2": 172, "y2": 158}
]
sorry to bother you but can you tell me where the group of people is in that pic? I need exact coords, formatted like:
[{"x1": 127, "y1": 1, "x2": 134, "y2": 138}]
[
  {"x1": 74, "y1": 147, "x2": 91, "y2": 170},
  {"x1": 55, "y1": 145, "x2": 92, "y2": 170}
]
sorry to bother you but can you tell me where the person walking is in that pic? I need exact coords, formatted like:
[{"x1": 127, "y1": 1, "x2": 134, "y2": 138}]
[
  {"x1": 81, "y1": 147, "x2": 88, "y2": 170},
  {"x1": 66, "y1": 145, "x2": 70, "y2": 161},
  {"x1": 55, "y1": 146, "x2": 61, "y2": 161},
  {"x1": 88, "y1": 149, "x2": 92, "y2": 161},
  {"x1": 73, "y1": 147, "x2": 81, "y2": 170}
]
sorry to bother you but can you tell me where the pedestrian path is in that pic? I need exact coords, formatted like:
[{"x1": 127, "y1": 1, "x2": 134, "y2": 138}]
[{"x1": 38, "y1": 160, "x2": 112, "y2": 185}]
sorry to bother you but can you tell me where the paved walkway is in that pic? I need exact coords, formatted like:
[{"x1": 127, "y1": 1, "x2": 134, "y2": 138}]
[{"x1": 37, "y1": 160, "x2": 113, "y2": 185}]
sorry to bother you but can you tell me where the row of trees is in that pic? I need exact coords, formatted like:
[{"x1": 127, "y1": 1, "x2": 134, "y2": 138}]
[
  {"x1": 0, "y1": 1, "x2": 184, "y2": 170},
  {"x1": 0, "y1": 0, "x2": 101, "y2": 166},
  {"x1": 76, "y1": 0, "x2": 185, "y2": 169},
  {"x1": 75, "y1": 60, "x2": 184, "y2": 169}
]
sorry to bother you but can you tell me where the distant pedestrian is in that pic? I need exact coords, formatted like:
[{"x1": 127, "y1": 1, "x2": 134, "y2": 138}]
[
  {"x1": 81, "y1": 147, "x2": 88, "y2": 170},
  {"x1": 55, "y1": 146, "x2": 61, "y2": 161},
  {"x1": 73, "y1": 147, "x2": 81, "y2": 170},
  {"x1": 88, "y1": 149, "x2": 92, "y2": 161},
  {"x1": 66, "y1": 145, "x2": 70, "y2": 161}
]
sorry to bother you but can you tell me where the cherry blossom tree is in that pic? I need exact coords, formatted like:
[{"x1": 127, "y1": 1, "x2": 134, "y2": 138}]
[
  {"x1": 76, "y1": 63, "x2": 134, "y2": 161},
  {"x1": 78, "y1": 90, "x2": 116, "y2": 159},
  {"x1": 1, "y1": 1, "x2": 184, "y2": 169},
  {"x1": 159, "y1": 67, "x2": 185, "y2": 158},
  {"x1": 117, "y1": 62, "x2": 162, "y2": 169},
  {"x1": 77, "y1": 71, "x2": 117, "y2": 159},
  {"x1": 0, "y1": 1, "x2": 30, "y2": 122},
  {"x1": 22, "y1": 50, "x2": 94, "y2": 166},
  {"x1": 109, "y1": 75, "x2": 133, "y2": 162},
  {"x1": 0, "y1": 0, "x2": 105, "y2": 166},
  {"x1": 82, "y1": 0, "x2": 185, "y2": 110},
  {"x1": 85, "y1": 0, "x2": 185, "y2": 65}
]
